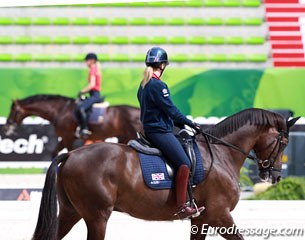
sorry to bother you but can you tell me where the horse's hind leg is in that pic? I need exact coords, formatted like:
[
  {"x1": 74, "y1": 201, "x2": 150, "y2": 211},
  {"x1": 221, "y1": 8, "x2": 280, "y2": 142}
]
[
  {"x1": 85, "y1": 218, "x2": 108, "y2": 240},
  {"x1": 84, "y1": 207, "x2": 113, "y2": 240},
  {"x1": 57, "y1": 168, "x2": 81, "y2": 239},
  {"x1": 57, "y1": 207, "x2": 81, "y2": 239}
]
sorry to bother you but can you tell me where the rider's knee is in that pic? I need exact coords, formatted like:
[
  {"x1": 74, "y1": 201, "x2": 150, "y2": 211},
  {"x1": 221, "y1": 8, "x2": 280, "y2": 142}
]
[{"x1": 79, "y1": 107, "x2": 86, "y2": 114}]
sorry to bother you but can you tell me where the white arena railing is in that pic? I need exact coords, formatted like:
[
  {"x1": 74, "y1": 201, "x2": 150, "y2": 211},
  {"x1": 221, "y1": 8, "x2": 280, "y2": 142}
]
[{"x1": 1, "y1": 116, "x2": 305, "y2": 125}]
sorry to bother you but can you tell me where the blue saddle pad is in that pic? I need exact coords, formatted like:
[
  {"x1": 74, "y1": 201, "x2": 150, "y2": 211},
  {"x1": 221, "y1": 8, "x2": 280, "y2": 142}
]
[
  {"x1": 139, "y1": 141, "x2": 204, "y2": 190},
  {"x1": 88, "y1": 106, "x2": 107, "y2": 124}
]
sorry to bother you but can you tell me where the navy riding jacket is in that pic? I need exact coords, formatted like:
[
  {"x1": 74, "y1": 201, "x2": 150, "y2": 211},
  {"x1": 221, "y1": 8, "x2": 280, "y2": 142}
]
[{"x1": 137, "y1": 76, "x2": 194, "y2": 133}]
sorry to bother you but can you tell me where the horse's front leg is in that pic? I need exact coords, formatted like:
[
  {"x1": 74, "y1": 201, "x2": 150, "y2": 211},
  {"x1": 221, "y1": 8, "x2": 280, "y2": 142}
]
[
  {"x1": 208, "y1": 211, "x2": 244, "y2": 240},
  {"x1": 190, "y1": 216, "x2": 207, "y2": 240}
]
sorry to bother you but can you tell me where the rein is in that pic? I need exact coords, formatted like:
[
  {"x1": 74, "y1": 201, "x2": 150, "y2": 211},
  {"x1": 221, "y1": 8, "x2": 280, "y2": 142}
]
[
  {"x1": 201, "y1": 132, "x2": 215, "y2": 180},
  {"x1": 198, "y1": 129, "x2": 287, "y2": 175},
  {"x1": 52, "y1": 100, "x2": 73, "y2": 126}
]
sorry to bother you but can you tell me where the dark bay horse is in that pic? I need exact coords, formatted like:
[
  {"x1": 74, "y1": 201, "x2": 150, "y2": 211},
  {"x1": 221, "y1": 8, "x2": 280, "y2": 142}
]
[
  {"x1": 33, "y1": 108, "x2": 298, "y2": 240},
  {"x1": 3, "y1": 94, "x2": 141, "y2": 156}
]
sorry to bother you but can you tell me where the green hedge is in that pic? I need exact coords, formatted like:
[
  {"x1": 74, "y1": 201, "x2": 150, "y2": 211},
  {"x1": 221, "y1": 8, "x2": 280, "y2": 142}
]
[
  {"x1": 0, "y1": 167, "x2": 46, "y2": 174},
  {"x1": 249, "y1": 177, "x2": 305, "y2": 200},
  {"x1": 240, "y1": 167, "x2": 254, "y2": 187}
]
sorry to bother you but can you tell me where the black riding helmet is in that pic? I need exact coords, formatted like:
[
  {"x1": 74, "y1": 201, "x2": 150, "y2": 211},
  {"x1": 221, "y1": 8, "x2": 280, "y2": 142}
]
[
  {"x1": 84, "y1": 52, "x2": 98, "y2": 61},
  {"x1": 145, "y1": 47, "x2": 169, "y2": 68}
]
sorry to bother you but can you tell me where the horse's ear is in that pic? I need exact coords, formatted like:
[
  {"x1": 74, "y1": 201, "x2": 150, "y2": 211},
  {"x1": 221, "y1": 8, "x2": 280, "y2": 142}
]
[
  {"x1": 11, "y1": 99, "x2": 20, "y2": 109},
  {"x1": 287, "y1": 117, "x2": 300, "y2": 128}
]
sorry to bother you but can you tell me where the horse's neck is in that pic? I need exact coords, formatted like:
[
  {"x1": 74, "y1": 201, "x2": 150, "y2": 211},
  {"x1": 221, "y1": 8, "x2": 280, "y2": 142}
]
[
  {"x1": 22, "y1": 100, "x2": 67, "y2": 122},
  {"x1": 223, "y1": 126, "x2": 259, "y2": 153},
  {"x1": 217, "y1": 126, "x2": 261, "y2": 170}
]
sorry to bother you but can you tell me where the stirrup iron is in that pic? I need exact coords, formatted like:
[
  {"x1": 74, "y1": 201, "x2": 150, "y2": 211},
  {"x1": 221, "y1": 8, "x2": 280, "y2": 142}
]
[{"x1": 191, "y1": 200, "x2": 201, "y2": 218}]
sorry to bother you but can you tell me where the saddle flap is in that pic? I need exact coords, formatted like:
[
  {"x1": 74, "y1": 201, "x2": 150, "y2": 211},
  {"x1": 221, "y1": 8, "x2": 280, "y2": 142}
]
[{"x1": 176, "y1": 129, "x2": 197, "y2": 178}]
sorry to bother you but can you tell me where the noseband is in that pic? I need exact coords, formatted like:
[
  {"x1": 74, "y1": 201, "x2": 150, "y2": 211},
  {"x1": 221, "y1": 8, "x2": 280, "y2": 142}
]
[
  {"x1": 255, "y1": 130, "x2": 288, "y2": 174},
  {"x1": 7, "y1": 104, "x2": 22, "y2": 126},
  {"x1": 200, "y1": 129, "x2": 288, "y2": 174}
]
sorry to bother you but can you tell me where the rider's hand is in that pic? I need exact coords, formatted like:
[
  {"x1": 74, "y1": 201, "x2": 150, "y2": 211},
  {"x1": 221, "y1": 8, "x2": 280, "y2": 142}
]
[
  {"x1": 78, "y1": 92, "x2": 83, "y2": 98},
  {"x1": 192, "y1": 122, "x2": 202, "y2": 134}
]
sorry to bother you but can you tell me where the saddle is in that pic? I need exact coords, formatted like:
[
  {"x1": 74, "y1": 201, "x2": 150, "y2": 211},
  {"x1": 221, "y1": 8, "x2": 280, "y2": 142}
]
[
  {"x1": 128, "y1": 130, "x2": 198, "y2": 179},
  {"x1": 75, "y1": 96, "x2": 109, "y2": 125}
]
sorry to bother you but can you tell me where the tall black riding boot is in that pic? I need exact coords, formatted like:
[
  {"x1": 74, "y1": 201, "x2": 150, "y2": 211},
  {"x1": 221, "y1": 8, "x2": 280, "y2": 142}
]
[{"x1": 77, "y1": 108, "x2": 91, "y2": 137}]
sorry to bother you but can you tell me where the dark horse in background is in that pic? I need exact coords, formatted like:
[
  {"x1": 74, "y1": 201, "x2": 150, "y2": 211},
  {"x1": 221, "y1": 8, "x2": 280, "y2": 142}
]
[
  {"x1": 33, "y1": 108, "x2": 299, "y2": 240},
  {"x1": 3, "y1": 94, "x2": 141, "y2": 157}
]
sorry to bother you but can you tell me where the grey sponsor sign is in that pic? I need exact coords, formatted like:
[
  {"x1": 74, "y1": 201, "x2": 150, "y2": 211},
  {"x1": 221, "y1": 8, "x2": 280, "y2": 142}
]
[{"x1": 0, "y1": 188, "x2": 42, "y2": 200}]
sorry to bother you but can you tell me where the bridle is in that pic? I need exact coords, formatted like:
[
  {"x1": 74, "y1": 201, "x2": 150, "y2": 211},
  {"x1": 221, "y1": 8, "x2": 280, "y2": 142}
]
[
  {"x1": 7, "y1": 102, "x2": 22, "y2": 126},
  {"x1": 199, "y1": 129, "x2": 288, "y2": 177},
  {"x1": 255, "y1": 130, "x2": 288, "y2": 174}
]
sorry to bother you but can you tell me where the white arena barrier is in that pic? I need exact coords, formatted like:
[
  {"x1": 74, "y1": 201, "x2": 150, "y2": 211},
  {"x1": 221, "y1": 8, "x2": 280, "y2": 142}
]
[{"x1": 0, "y1": 200, "x2": 304, "y2": 240}]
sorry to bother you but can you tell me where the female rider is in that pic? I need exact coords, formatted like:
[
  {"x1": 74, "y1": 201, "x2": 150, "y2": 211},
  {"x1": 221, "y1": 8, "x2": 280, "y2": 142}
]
[
  {"x1": 76, "y1": 53, "x2": 102, "y2": 138},
  {"x1": 137, "y1": 47, "x2": 205, "y2": 219}
]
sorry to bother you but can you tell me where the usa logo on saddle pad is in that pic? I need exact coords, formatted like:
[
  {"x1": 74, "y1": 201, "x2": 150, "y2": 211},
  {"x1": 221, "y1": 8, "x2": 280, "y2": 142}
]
[{"x1": 138, "y1": 141, "x2": 204, "y2": 190}]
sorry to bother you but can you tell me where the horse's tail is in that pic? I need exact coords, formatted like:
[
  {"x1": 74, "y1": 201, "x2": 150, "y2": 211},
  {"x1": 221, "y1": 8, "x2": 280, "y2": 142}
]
[{"x1": 32, "y1": 153, "x2": 69, "y2": 240}]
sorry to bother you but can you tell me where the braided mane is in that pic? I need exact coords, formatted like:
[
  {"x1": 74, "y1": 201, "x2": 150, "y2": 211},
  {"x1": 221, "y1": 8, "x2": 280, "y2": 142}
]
[{"x1": 205, "y1": 108, "x2": 285, "y2": 138}]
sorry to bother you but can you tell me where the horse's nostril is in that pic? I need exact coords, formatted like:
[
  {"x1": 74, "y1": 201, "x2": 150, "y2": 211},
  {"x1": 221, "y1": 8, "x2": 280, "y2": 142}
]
[{"x1": 277, "y1": 176, "x2": 281, "y2": 182}]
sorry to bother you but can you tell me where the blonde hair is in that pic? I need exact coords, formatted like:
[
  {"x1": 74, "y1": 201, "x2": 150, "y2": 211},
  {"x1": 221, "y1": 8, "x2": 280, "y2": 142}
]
[{"x1": 141, "y1": 66, "x2": 154, "y2": 88}]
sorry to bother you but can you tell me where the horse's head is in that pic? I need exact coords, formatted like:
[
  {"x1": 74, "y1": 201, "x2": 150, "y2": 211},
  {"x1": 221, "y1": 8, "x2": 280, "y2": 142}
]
[
  {"x1": 3, "y1": 100, "x2": 25, "y2": 136},
  {"x1": 253, "y1": 117, "x2": 300, "y2": 184}
]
